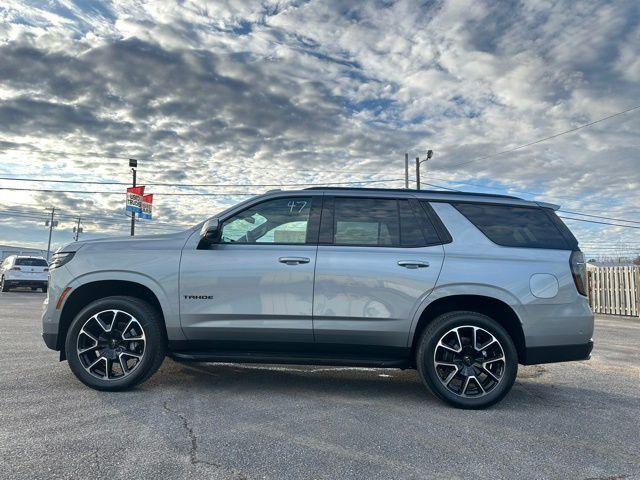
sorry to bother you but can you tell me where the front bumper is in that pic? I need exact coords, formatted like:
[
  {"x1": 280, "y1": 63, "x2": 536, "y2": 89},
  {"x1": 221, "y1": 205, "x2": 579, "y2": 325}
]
[
  {"x1": 41, "y1": 265, "x2": 74, "y2": 352},
  {"x1": 42, "y1": 332, "x2": 58, "y2": 350},
  {"x1": 523, "y1": 340, "x2": 593, "y2": 365}
]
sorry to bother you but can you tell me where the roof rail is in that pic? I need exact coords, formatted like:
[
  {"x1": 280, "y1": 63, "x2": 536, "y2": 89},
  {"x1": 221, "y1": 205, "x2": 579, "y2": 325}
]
[{"x1": 303, "y1": 186, "x2": 520, "y2": 199}]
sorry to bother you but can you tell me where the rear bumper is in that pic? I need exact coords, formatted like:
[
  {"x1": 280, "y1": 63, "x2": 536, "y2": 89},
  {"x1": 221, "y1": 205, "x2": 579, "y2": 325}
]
[
  {"x1": 5, "y1": 279, "x2": 47, "y2": 287},
  {"x1": 523, "y1": 340, "x2": 593, "y2": 365}
]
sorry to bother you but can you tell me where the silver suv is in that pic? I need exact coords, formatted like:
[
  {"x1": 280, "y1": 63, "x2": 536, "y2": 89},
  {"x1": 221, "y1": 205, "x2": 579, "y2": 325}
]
[{"x1": 42, "y1": 188, "x2": 593, "y2": 408}]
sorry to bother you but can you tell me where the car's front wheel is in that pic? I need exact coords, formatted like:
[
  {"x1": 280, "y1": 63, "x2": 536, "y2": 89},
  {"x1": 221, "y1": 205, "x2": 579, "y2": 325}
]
[
  {"x1": 416, "y1": 311, "x2": 518, "y2": 409},
  {"x1": 65, "y1": 296, "x2": 166, "y2": 391}
]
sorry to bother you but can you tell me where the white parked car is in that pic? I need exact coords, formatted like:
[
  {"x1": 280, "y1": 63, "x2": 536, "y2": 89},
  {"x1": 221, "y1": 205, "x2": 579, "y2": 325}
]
[{"x1": 0, "y1": 255, "x2": 49, "y2": 292}]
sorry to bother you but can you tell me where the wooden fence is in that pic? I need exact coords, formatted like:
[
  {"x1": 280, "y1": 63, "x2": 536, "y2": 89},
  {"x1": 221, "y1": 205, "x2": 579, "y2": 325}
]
[{"x1": 587, "y1": 265, "x2": 639, "y2": 317}]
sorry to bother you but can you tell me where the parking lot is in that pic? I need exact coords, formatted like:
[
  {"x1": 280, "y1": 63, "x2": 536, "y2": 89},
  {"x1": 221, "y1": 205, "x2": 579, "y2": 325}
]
[{"x1": 0, "y1": 291, "x2": 638, "y2": 479}]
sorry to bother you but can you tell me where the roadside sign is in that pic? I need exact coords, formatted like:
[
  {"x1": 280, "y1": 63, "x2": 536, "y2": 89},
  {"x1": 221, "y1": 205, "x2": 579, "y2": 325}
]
[
  {"x1": 126, "y1": 186, "x2": 145, "y2": 213},
  {"x1": 140, "y1": 194, "x2": 153, "y2": 219}
]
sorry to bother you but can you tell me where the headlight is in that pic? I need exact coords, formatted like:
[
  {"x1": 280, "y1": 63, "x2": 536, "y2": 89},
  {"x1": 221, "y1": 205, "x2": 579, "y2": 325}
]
[{"x1": 49, "y1": 252, "x2": 76, "y2": 270}]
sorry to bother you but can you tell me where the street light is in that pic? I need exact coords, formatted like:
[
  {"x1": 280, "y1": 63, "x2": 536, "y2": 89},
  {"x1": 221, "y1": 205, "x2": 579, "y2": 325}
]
[{"x1": 415, "y1": 150, "x2": 433, "y2": 190}]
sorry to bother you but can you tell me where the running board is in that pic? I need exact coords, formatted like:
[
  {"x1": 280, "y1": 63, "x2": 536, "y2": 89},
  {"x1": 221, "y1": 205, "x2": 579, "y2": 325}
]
[{"x1": 169, "y1": 351, "x2": 410, "y2": 368}]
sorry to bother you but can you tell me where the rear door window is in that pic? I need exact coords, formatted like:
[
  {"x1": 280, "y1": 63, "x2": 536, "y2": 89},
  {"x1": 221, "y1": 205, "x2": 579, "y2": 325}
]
[
  {"x1": 333, "y1": 197, "x2": 400, "y2": 246},
  {"x1": 452, "y1": 203, "x2": 570, "y2": 249}
]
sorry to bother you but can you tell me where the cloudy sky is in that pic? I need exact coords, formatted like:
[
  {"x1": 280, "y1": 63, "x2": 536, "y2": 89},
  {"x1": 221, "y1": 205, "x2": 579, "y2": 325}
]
[{"x1": 0, "y1": 0, "x2": 639, "y2": 258}]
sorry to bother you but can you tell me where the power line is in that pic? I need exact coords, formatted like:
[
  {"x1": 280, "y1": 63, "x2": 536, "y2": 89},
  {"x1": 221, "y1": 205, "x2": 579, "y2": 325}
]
[
  {"x1": 0, "y1": 201, "x2": 205, "y2": 225},
  {"x1": 579, "y1": 248, "x2": 640, "y2": 251},
  {"x1": 443, "y1": 104, "x2": 640, "y2": 169},
  {"x1": 0, "y1": 210, "x2": 185, "y2": 231},
  {"x1": 0, "y1": 187, "x2": 259, "y2": 196},
  {"x1": 581, "y1": 242, "x2": 640, "y2": 245},
  {"x1": 428, "y1": 176, "x2": 589, "y2": 202},
  {"x1": 420, "y1": 182, "x2": 461, "y2": 192},
  {"x1": 1, "y1": 167, "x2": 632, "y2": 221},
  {"x1": 428, "y1": 175, "x2": 640, "y2": 212},
  {"x1": 558, "y1": 210, "x2": 640, "y2": 226},
  {"x1": 578, "y1": 243, "x2": 640, "y2": 248},
  {"x1": 559, "y1": 216, "x2": 640, "y2": 230},
  {"x1": 3, "y1": 183, "x2": 640, "y2": 228},
  {"x1": 0, "y1": 145, "x2": 130, "y2": 160},
  {"x1": 4, "y1": 203, "x2": 640, "y2": 231},
  {"x1": 0, "y1": 204, "x2": 190, "y2": 225},
  {"x1": 1, "y1": 216, "x2": 187, "y2": 235},
  {"x1": 0, "y1": 200, "x2": 200, "y2": 222},
  {"x1": 409, "y1": 179, "x2": 640, "y2": 225},
  {"x1": 0, "y1": 206, "x2": 192, "y2": 229},
  {"x1": 0, "y1": 211, "x2": 47, "y2": 220},
  {"x1": 0, "y1": 176, "x2": 404, "y2": 187},
  {"x1": 410, "y1": 180, "x2": 640, "y2": 225}
]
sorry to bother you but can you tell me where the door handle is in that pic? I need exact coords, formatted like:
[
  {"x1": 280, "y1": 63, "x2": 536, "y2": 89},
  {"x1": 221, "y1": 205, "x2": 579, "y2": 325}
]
[
  {"x1": 397, "y1": 260, "x2": 430, "y2": 269},
  {"x1": 279, "y1": 257, "x2": 311, "y2": 265}
]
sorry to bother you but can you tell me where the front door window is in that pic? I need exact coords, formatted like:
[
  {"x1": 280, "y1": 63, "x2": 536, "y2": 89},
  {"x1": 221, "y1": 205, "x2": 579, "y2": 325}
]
[{"x1": 221, "y1": 197, "x2": 312, "y2": 244}]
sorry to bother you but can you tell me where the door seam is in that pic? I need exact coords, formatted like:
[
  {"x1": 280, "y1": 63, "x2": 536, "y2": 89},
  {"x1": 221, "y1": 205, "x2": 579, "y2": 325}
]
[{"x1": 311, "y1": 243, "x2": 319, "y2": 342}]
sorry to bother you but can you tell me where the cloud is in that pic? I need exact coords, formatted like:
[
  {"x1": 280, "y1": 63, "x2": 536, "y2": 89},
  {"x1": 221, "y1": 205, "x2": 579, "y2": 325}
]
[{"x1": 0, "y1": 0, "x2": 638, "y2": 257}]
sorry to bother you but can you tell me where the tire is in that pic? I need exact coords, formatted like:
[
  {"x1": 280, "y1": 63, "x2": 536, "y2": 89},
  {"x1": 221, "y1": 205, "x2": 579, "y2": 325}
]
[
  {"x1": 416, "y1": 311, "x2": 518, "y2": 409},
  {"x1": 65, "y1": 296, "x2": 166, "y2": 391},
  {"x1": 0, "y1": 276, "x2": 9, "y2": 292}
]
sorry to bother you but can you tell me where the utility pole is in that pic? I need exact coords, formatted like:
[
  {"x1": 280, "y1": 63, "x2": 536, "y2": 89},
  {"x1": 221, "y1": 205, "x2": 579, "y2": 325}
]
[
  {"x1": 415, "y1": 150, "x2": 434, "y2": 191},
  {"x1": 404, "y1": 153, "x2": 409, "y2": 189},
  {"x1": 45, "y1": 208, "x2": 57, "y2": 261},
  {"x1": 129, "y1": 158, "x2": 137, "y2": 236},
  {"x1": 73, "y1": 217, "x2": 83, "y2": 241}
]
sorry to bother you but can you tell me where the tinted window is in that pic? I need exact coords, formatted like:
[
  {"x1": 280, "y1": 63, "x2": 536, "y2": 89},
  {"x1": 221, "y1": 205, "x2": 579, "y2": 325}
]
[
  {"x1": 334, "y1": 198, "x2": 399, "y2": 246},
  {"x1": 453, "y1": 203, "x2": 569, "y2": 249},
  {"x1": 15, "y1": 258, "x2": 48, "y2": 266},
  {"x1": 399, "y1": 201, "x2": 424, "y2": 246},
  {"x1": 221, "y1": 197, "x2": 312, "y2": 244},
  {"x1": 416, "y1": 201, "x2": 447, "y2": 245}
]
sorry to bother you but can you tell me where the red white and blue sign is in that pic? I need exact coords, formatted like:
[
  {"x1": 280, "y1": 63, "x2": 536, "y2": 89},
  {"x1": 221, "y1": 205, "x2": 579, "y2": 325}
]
[
  {"x1": 126, "y1": 186, "x2": 145, "y2": 213},
  {"x1": 140, "y1": 194, "x2": 153, "y2": 219}
]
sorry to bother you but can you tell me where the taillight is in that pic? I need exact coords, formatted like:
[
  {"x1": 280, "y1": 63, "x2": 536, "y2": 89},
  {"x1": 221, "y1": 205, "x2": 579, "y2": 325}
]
[
  {"x1": 10, "y1": 267, "x2": 21, "y2": 271},
  {"x1": 570, "y1": 250, "x2": 587, "y2": 296}
]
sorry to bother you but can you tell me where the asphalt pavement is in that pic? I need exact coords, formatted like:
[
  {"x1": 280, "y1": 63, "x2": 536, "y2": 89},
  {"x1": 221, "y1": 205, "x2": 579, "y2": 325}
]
[{"x1": 1, "y1": 291, "x2": 638, "y2": 479}]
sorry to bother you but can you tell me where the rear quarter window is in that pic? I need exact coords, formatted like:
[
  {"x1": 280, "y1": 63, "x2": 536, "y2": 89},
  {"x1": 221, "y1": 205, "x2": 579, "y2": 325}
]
[{"x1": 452, "y1": 203, "x2": 571, "y2": 250}]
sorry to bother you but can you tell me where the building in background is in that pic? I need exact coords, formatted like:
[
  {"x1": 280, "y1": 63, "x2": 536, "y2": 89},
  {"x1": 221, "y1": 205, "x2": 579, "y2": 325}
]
[{"x1": 0, "y1": 245, "x2": 48, "y2": 262}]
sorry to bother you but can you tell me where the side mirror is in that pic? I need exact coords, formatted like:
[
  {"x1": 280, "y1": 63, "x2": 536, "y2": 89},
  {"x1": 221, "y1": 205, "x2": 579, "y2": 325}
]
[{"x1": 200, "y1": 218, "x2": 221, "y2": 244}]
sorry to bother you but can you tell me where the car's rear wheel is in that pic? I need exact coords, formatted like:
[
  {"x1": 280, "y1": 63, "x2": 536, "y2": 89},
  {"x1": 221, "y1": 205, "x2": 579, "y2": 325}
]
[
  {"x1": 0, "y1": 276, "x2": 9, "y2": 292},
  {"x1": 416, "y1": 311, "x2": 518, "y2": 409},
  {"x1": 65, "y1": 296, "x2": 166, "y2": 391}
]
